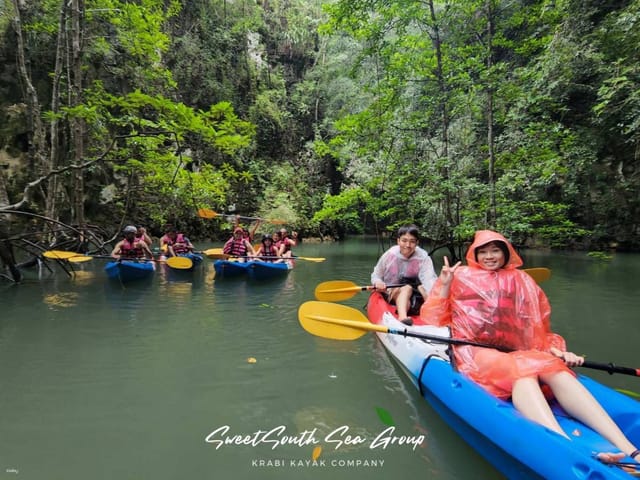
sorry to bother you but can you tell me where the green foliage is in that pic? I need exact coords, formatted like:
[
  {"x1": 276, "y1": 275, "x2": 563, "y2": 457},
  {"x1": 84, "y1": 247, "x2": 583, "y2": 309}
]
[
  {"x1": 57, "y1": 82, "x2": 255, "y2": 226},
  {"x1": 312, "y1": 186, "x2": 369, "y2": 233},
  {"x1": 4, "y1": 0, "x2": 640, "y2": 247}
]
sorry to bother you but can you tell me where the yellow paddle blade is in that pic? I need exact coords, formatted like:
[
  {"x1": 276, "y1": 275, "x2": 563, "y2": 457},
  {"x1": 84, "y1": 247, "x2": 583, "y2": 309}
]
[
  {"x1": 296, "y1": 256, "x2": 325, "y2": 263},
  {"x1": 298, "y1": 301, "x2": 385, "y2": 340},
  {"x1": 67, "y1": 255, "x2": 94, "y2": 263},
  {"x1": 165, "y1": 256, "x2": 193, "y2": 269},
  {"x1": 204, "y1": 248, "x2": 228, "y2": 259},
  {"x1": 197, "y1": 208, "x2": 218, "y2": 219},
  {"x1": 43, "y1": 250, "x2": 79, "y2": 259},
  {"x1": 524, "y1": 267, "x2": 551, "y2": 284},
  {"x1": 314, "y1": 280, "x2": 364, "y2": 301}
]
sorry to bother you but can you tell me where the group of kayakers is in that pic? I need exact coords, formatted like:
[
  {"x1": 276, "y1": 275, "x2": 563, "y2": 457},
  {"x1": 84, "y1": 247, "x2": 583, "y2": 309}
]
[
  {"x1": 372, "y1": 224, "x2": 640, "y2": 469},
  {"x1": 110, "y1": 221, "x2": 298, "y2": 263},
  {"x1": 223, "y1": 225, "x2": 297, "y2": 262},
  {"x1": 110, "y1": 224, "x2": 195, "y2": 260}
]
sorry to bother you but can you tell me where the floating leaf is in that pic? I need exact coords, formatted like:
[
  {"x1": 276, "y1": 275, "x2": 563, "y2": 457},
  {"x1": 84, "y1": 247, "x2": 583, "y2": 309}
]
[
  {"x1": 375, "y1": 406, "x2": 395, "y2": 426},
  {"x1": 312, "y1": 445, "x2": 322, "y2": 461}
]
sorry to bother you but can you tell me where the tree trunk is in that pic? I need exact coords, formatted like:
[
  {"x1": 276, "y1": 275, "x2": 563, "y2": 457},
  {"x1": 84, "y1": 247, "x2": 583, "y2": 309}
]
[
  {"x1": 11, "y1": 0, "x2": 48, "y2": 178},
  {"x1": 485, "y1": 1, "x2": 497, "y2": 227},
  {"x1": 70, "y1": 0, "x2": 85, "y2": 225},
  {"x1": 45, "y1": 1, "x2": 69, "y2": 221},
  {"x1": 428, "y1": 0, "x2": 455, "y2": 231}
]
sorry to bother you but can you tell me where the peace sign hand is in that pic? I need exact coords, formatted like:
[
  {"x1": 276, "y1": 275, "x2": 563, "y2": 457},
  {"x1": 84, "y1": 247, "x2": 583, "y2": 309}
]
[{"x1": 439, "y1": 256, "x2": 462, "y2": 286}]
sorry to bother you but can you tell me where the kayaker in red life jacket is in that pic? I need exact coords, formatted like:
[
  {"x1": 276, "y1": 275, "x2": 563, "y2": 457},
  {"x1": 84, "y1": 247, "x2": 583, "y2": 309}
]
[
  {"x1": 253, "y1": 234, "x2": 283, "y2": 263},
  {"x1": 160, "y1": 227, "x2": 194, "y2": 257},
  {"x1": 231, "y1": 215, "x2": 261, "y2": 243},
  {"x1": 276, "y1": 228, "x2": 297, "y2": 258},
  {"x1": 371, "y1": 224, "x2": 438, "y2": 324},
  {"x1": 223, "y1": 227, "x2": 255, "y2": 261},
  {"x1": 418, "y1": 229, "x2": 640, "y2": 468},
  {"x1": 111, "y1": 225, "x2": 153, "y2": 259}
]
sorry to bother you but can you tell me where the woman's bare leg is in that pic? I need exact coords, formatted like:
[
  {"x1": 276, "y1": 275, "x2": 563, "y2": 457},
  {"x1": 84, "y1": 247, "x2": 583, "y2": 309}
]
[
  {"x1": 542, "y1": 371, "x2": 637, "y2": 456},
  {"x1": 512, "y1": 376, "x2": 569, "y2": 437}
]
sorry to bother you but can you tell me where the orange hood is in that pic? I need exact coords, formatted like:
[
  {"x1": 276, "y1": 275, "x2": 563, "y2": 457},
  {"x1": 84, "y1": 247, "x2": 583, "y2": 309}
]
[{"x1": 465, "y1": 230, "x2": 523, "y2": 270}]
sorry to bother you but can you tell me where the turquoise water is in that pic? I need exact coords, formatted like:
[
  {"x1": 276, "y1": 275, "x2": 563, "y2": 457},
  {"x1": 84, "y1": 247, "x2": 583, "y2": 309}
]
[{"x1": 0, "y1": 240, "x2": 638, "y2": 479}]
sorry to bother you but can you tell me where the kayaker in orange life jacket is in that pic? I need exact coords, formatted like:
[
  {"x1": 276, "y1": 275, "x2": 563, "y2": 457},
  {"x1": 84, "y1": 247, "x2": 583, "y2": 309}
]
[
  {"x1": 111, "y1": 225, "x2": 153, "y2": 259},
  {"x1": 418, "y1": 229, "x2": 640, "y2": 468},
  {"x1": 223, "y1": 227, "x2": 255, "y2": 261}
]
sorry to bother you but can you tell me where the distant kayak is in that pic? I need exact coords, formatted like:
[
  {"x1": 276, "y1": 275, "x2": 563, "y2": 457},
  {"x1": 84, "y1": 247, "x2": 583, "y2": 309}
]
[
  {"x1": 105, "y1": 259, "x2": 155, "y2": 283},
  {"x1": 213, "y1": 259, "x2": 293, "y2": 280},
  {"x1": 246, "y1": 260, "x2": 292, "y2": 281},
  {"x1": 213, "y1": 259, "x2": 250, "y2": 278}
]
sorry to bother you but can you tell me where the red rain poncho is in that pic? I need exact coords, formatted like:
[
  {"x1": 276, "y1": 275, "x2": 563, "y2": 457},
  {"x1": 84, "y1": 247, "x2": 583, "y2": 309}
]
[{"x1": 418, "y1": 230, "x2": 572, "y2": 399}]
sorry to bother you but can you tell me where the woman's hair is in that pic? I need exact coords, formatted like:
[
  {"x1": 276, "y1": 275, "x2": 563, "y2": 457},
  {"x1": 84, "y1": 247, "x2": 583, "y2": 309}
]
[
  {"x1": 474, "y1": 240, "x2": 510, "y2": 265},
  {"x1": 397, "y1": 224, "x2": 420, "y2": 240}
]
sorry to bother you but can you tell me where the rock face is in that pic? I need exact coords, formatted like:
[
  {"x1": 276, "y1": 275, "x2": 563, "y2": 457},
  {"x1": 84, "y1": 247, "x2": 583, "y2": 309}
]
[
  {"x1": 0, "y1": 103, "x2": 29, "y2": 208},
  {"x1": 0, "y1": 103, "x2": 30, "y2": 177}
]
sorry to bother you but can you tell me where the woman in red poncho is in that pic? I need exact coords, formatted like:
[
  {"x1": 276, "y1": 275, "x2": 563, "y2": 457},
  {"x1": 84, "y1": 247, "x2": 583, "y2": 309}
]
[{"x1": 419, "y1": 230, "x2": 639, "y2": 465}]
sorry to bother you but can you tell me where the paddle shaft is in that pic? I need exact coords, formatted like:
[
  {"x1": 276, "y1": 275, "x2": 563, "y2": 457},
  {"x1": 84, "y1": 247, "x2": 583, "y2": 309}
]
[
  {"x1": 197, "y1": 208, "x2": 286, "y2": 224},
  {"x1": 392, "y1": 325, "x2": 639, "y2": 376},
  {"x1": 209, "y1": 252, "x2": 324, "y2": 262},
  {"x1": 370, "y1": 321, "x2": 639, "y2": 376},
  {"x1": 45, "y1": 250, "x2": 193, "y2": 269},
  {"x1": 383, "y1": 327, "x2": 640, "y2": 376},
  {"x1": 581, "y1": 361, "x2": 640, "y2": 377},
  {"x1": 299, "y1": 303, "x2": 640, "y2": 377},
  {"x1": 322, "y1": 283, "x2": 405, "y2": 295},
  {"x1": 309, "y1": 315, "x2": 511, "y2": 351}
]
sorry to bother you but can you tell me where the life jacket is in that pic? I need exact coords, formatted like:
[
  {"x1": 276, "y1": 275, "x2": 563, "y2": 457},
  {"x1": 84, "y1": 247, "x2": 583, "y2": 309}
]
[
  {"x1": 448, "y1": 269, "x2": 533, "y2": 351},
  {"x1": 256, "y1": 244, "x2": 278, "y2": 261},
  {"x1": 224, "y1": 238, "x2": 249, "y2": 256},
  {"x1": 279, "y1": 236, "x2": 294, "y2": 254},
  {"x1": 120, "y1": 238, "x2": 144, "y2": 258},
  {"x1": 164, "y1": 233, "x2": 189, "y2": 254}
]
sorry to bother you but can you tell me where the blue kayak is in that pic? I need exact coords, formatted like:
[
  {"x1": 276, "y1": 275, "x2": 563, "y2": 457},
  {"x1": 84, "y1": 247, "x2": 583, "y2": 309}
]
[
  {"x1": 366, "y1": 291, "x2": 640, "y2": 479},
  {"x1": 178, "y1": 252, "x2": 203, "y2": 271},
  {"x1": 105, "y1": 259, "x2": 155, "y2": 283},
  {"x1": 247, "y1": 260, "x2": 292, "y2": 281},
  {"x1": 213, "y1": 259, "x2": 250, "y2": 278}
]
